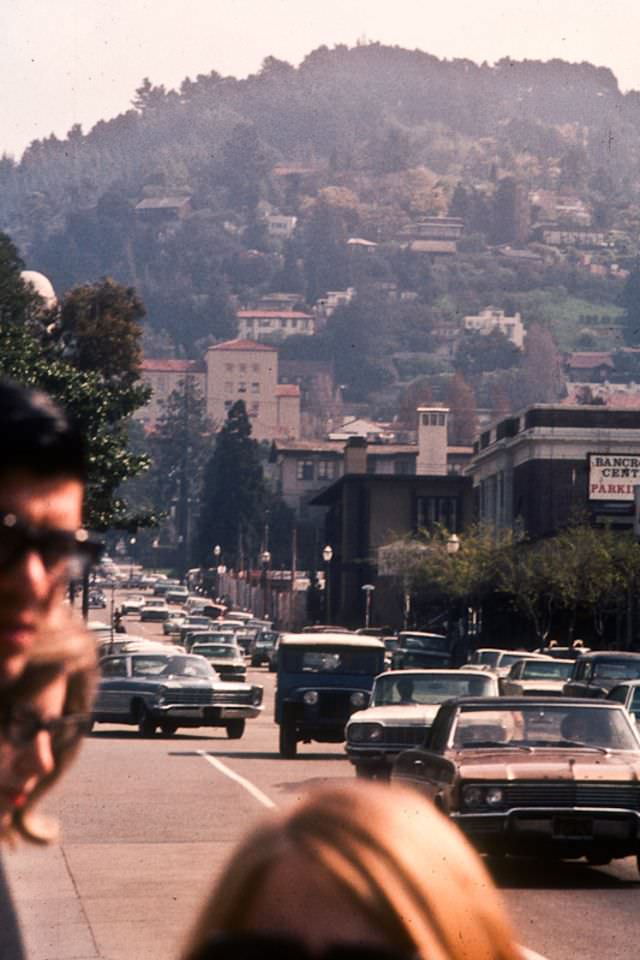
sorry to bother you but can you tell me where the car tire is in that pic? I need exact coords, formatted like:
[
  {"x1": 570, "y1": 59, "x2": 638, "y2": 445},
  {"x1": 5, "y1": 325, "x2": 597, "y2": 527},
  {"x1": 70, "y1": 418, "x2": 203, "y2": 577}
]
[
  {"x1": 160, "y1": 722, "x2": 178, "y2": 737},
  {"x1": 355, "y1": 765, "x2": 375, "y2": 779},
  {"x1": 226, "y1": 719, "x2": 245, "y2": 739},
  {"x1": 279, "y1": 723, "x2": 297, "y2": 758},
  {"x1": 137, "y1": 705, "x2": 156, "y2": 738}
]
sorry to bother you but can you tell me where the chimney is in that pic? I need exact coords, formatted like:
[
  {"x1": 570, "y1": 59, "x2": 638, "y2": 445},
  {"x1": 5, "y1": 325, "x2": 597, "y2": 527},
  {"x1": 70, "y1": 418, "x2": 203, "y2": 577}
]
[
  {"x1": 344, "y1": 436, "x2": 367, "y2": 474},
  {"x1": 417, "y1": 406, "x2": 448, "y2": 475}
]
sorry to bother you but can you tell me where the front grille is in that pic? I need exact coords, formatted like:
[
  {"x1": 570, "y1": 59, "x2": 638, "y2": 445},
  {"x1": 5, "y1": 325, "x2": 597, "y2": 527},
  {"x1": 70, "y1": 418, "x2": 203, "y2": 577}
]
[
  {"x1": 503, "y1": 783, "x2": 640, "y2": 810},
  {"x1": 317, "y1": 690, "x2": 355, "y2": 720},
  {"x1": 382, "y1": 726, "x2": 429, "y2": 748},
  {"x1": 168, "y1": 689, "x2": 216, "y2": 705},
  {"x1": 213, "y1": 689, "x2": 253, "y2": 705}
]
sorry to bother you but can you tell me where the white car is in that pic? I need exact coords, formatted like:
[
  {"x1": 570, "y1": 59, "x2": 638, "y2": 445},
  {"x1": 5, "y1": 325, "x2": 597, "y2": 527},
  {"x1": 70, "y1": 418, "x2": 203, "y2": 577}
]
[
  {"x1": 140, "y1": 599, "x2": 170, "y2": 622},
  {"x1": 499, "y1": 657, "x2": 574, "y2": 696},
  {"x1": 121, "y1": 595, "x2": 146, "y2": 615},
  {"x1": 345, "y1": 669, "x2": 500, "y2": 779}
]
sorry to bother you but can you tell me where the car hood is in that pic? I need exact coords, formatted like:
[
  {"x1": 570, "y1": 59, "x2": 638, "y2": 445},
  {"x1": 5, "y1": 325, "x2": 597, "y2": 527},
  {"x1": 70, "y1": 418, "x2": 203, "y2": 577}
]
[
  {"x1": 511, "y1": 679, "x2": 567, "y2": 692},
  {"x1": 349, "y1": 704, "x2": 441, "y2": 725},
  {"x1": 453, "y1": 748, "x2": 640, "y2": 782}
]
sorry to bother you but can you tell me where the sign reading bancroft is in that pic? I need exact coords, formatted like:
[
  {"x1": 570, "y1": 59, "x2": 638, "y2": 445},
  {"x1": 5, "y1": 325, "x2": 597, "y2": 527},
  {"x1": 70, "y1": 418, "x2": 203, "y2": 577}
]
[{"x1": 588, "y1": 453, "x2": 640, "y2": 501}]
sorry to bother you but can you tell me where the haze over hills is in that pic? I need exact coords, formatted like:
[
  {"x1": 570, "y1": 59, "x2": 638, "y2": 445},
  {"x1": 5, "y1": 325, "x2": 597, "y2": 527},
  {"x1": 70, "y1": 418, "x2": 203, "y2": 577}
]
[{"x1": 3, "y1": 42, "x2": 640, "y2": 419}]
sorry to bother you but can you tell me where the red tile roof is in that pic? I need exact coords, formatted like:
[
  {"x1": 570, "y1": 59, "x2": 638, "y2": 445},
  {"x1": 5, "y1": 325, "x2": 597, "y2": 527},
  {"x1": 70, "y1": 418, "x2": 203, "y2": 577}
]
[
  {"x1": 140, "y1": 359, "x2": 205, "y2": 372},
  {"x1": 208, "y1": 339, "x2": 275, "y2": 352},
  {"x1": 567, "y1": 352, "x2": 614, "y2": 369},
  {"x1": 275, "y1": 384, "x2": 301, "y2": 397},
  {"x1": 237, "y1": 310, "x2": 313, "y2": 319}
]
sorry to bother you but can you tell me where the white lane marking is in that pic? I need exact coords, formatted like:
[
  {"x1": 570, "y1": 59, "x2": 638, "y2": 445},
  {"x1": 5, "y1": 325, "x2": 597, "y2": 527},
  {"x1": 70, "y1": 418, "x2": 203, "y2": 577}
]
[
  {"x1": 198, "y1": 753, "x2": 550, "y2": 960},
  {"x1": 197, "y1": 750, "x2": 277, "y2": 809},
  {"x1": 519, "y1": 948, "x2": 551, "y2": 960}
]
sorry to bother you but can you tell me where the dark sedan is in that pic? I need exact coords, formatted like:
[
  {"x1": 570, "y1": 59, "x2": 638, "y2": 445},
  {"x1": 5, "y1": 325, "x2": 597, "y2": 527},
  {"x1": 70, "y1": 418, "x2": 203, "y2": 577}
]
[
  {"x1": 93, "y1": 653, "x2": 262, "y2": 738},
  {"x1": 392, "y1": 696, "x2": 640, "y2": 871}
]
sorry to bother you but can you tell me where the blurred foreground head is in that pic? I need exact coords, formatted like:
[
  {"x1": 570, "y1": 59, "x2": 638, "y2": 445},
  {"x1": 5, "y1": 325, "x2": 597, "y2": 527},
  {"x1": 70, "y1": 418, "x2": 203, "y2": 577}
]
[
  {"x1": 0, "y1": 615, "x2": 96, "y2": 844},
  {"x1": 183, "y1": 782, "x2": 521, "y2": 960},
  {"x1": 0, "y1": 379, "x2": 89, "y2": 683}
]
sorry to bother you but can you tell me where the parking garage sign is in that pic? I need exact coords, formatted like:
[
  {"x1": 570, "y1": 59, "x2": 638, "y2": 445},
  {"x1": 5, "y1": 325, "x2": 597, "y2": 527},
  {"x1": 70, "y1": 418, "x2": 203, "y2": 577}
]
[{"x1": 588, "y1": 453, "x2": 640, "y2": 501}]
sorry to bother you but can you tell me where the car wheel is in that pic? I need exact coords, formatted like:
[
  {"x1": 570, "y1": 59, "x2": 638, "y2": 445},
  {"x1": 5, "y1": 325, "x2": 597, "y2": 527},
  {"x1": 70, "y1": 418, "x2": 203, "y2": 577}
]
[
  {"x1": 226, "y1": 719, "x2": 245, "y2": 739},
  {"x1": 137, "y1": 705, "x2": 156, "y2": 737},
  {"x1": 355, "y1": 765, "x2": 375, "y2": 779},
  {"x1": 279, "y1": 723, "x2": 297, "y2": 758},
  {"x1": 160, "y1": 722, "x2": 178, "y2": 737}
]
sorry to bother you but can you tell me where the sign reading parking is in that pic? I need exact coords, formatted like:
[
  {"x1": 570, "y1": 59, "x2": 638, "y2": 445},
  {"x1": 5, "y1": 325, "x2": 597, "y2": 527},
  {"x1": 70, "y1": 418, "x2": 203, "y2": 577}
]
[{"x1": 588, "y1": 453, "x2": 640, "y2": 501}]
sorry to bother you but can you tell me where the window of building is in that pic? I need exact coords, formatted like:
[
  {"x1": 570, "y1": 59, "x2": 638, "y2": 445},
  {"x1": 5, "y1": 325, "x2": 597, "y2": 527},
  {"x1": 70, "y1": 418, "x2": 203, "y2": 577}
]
[
  {"x1": 251, "y1": 382, "x2": 260, "y2": 394},
  {"x1": 250, "y1": 402, "x2": 259, "y2": 416},
  {"x1": 239, "y1": 364, "x2": 246, "y2": 372},
  {"x1": 291, "y1": 318, "x2": 298, "y2": 328},
  {"x1": 317, "y1": 460, "x2": 336, "y2": 480},
  {"x1": 280, "y1": 318, "x2": 287, "y2": 328},
  {"x1": 297, "y1": 460, "x2": 314, "y2": 482},
  {"x1": 252, "y1": 364, "x2": 260, "y2": 372},
  {"x1": 225, "y1": 363, "x2": 234, "y2": 372},
  {"x1": 416, "y1": 496, "x2": 459, "y2": 532},
  {"x1": 224, "y1": 400, "x2": 232, "y2": 411},
  {"x1": 238, "y1": 382, "x2": 247, "y2": 393},
  {"x1": 394, "y1": 460, "x2": 411, "y2": 475}
]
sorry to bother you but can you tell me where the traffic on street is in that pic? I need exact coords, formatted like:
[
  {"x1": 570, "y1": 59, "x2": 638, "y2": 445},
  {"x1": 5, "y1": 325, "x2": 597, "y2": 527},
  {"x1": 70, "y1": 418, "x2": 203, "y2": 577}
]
[{"x1": 4, "y1": 572, "x2": 640, "y2": 960}]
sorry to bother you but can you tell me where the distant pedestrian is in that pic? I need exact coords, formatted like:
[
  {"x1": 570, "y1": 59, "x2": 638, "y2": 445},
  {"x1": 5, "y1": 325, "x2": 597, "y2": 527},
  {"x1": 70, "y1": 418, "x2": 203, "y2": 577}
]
[{"x1": 182, "y1": 782, "x2": 521, "y2": 960}]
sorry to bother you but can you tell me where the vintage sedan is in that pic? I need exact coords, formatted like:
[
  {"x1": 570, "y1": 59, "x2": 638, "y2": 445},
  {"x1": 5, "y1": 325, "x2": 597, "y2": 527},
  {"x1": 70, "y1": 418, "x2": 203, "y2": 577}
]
[
  {"x1": 391, "y1": 632, "x2": 452, "y2": 670},
  {"x1": 345, "y1": 669, "x2": 499, "y2": 779},
  {"x1": 140, "y1": 599, "x2": 170, "y2": 622},
  {"x1": 500, "y1": 657, "x2": 573, "y2": 696},
  {"x1": 607, "y1": 680, "x2": 640, "y2": 724},
  {"x1": 563, "y1": 651, "x2": 640, "y2": 698},
  {"x1": 190, "y1": 641, "x2": 247, "y2": 682},
  {"x1": 392, "y1": 697, "x2": 640, "y2": 870},
  {"x1": 93, "y1": 652, "x2": 263, "y2": 738}
]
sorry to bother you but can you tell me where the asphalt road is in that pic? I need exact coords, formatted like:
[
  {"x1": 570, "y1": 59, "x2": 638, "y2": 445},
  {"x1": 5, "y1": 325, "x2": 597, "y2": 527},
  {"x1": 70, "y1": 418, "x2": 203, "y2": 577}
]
[{"x1": 5, "y1": 603, "x2": 640, "y2": 960}]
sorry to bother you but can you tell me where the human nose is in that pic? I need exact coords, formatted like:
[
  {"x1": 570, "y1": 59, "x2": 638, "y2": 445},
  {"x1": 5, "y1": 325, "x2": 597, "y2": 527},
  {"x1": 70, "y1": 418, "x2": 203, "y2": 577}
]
[
  {"x1": 6, "y1": 548, "x2": 53, "y2": 603},
  {"x1": 17, "y1": 729, "x2": 56, "y2": 782}
]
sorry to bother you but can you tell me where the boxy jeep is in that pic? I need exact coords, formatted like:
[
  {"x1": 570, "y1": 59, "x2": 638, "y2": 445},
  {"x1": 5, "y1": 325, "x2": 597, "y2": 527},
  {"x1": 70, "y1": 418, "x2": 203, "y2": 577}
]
[{"x1": 275, "y1": 632, "x2": 385, "y2": 758}]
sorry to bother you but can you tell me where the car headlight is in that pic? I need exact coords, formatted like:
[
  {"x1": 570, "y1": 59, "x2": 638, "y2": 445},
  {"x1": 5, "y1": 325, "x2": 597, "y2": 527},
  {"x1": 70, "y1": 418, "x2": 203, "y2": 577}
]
[
  {"x1": 303, "y1": 690, "x2": 319, "y2": 705},
  {"x1": 154, "y1": 687, "x2": 167, "y2": 706},
  {"x1": 251, "y1": 687, "x2": 263, "y2": 706},
  {"x1": 348, "y1": 722, "x2": 383, "y2": 743},
  {"x1": 462, "y1": 785, "x2": 486, "y2": 809},
  {"x1": 350, "y1": 691, "x2": 368, "y2": 708},
  {"x1": 485, "y1": 787, "x2": 504, "y2": 807}
]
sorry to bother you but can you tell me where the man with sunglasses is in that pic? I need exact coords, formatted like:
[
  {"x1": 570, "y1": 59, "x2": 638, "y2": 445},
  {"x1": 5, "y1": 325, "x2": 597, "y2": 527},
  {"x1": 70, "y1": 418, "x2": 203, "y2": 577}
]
[{"x1": 0, "y1": 380, "x2": 92, "y2": 685}]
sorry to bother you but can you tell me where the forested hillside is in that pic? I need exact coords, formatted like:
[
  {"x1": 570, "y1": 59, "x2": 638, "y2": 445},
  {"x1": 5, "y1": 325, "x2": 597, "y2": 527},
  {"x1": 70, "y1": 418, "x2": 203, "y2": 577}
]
[{"x1": 3, "y1": 42, "x2": 640, "y2": 414}]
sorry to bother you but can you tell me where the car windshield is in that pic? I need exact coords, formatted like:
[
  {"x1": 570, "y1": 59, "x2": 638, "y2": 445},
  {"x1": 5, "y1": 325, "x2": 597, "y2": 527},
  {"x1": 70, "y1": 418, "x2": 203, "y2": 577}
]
[
  {"x1": 374, "y1": 673, "x2": 493, "y2": 705},
  {"x1": 186, "y1": 617, "x2": 210, "y2": 626},
  {"x1": 520, "y1": 660, "x2": 572, "y2": 679},
  {"x1": 282, "y1": 646, "x2": 383, "y2": 675},
  {"x1": 131, "y1": 655, "x2": 213, "y2": 679},
  {"x1": 450, "y1": 704, "x2": 638, "y2": 751},
  {"x1": 471, "y1": 650, "x2": 501, "y2": 667},
  {"x1": 400, "y1": 634, "x2": 448, "y2": 652},
  {"x1": 593, "y1": 660, "x2": 640, "y2": 680},
  {"x1": 192, "y1": 644, "x2": 239, "y2": 658},
  {"x1": 498, "y1": 653, "x2": 529, "y2": 668}
]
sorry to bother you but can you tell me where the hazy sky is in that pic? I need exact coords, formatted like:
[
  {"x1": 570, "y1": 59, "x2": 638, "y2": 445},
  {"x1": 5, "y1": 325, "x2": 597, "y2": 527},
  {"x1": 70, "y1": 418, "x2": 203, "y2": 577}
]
[{"x1": 3, "y1": 0, "x2": 638, "y2": 159}]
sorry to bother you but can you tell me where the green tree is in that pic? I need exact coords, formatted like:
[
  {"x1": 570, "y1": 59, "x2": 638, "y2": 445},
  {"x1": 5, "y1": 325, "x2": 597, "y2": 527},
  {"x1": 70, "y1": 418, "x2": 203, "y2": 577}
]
[
  {"x1": 58, "y1": 278, "x2": 145, "y2": 384},
  {"x1": 0, "y1": 233, "x2": 151, "y2": 530},
  {"x1": 454, "y1": 329, "x2": 521, "y2": 376},
  {"x1": 621, "y1": 265, "x2": 640, "y2": 346},
  {"x1": 197, "y1": 401, "x2": 267, "y2": 568}
]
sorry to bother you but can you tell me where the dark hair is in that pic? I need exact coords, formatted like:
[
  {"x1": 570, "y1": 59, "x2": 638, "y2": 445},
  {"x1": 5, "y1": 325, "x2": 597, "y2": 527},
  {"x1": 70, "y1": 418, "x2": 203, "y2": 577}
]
[{"x1": 0, "y1": 380, "x2": 86, "y2": 482}]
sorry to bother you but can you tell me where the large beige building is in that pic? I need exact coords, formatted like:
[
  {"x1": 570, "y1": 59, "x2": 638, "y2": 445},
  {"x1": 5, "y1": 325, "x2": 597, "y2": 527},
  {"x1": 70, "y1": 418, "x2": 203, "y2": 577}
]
[
  {"x1": 463, "y1": 307, "x2": 525, "y2": 349},
  {"x1": 137, "y1": 359, "x2": 206, "y2": 430},
  {"x1": 237, "y1": 310, "x2": 315, "y2": 341},
  {"x1": 137, "y1": 341, "x2": 300, "y2": 440},
  {"x1": 204, "y1": 339, "x2": 300, "y2": 440}
]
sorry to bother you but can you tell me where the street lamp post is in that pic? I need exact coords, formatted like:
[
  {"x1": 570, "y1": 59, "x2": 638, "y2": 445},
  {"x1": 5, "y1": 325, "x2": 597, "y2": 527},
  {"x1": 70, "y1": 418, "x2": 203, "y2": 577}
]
[
  {"x1": 129, "y1": 536, "x2": 136, "y2": 581},
  {"x1": 322, "y1": 545, "x2": 333, "y2": 624},
  {"x1": 213, "y1": 544, "x2": 221, "y2": 599},
  {"x1": 261, "y1": 550, "x2": 272, "y2": 620},
  {"x1": 446, "y1": 533, "x2": 463, "y2": 663},
  {"x1": 361, "y1": 583, "x2": 375, "y2": 629}
]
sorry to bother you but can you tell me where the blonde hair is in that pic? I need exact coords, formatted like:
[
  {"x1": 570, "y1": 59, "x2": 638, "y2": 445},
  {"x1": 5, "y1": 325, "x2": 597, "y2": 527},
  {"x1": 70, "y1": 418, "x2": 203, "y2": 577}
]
[
  {"x1": 1, "y1": 615, "x2": 96, "y2": 845},
  {"x1": 183, "y1": 782, "x2": 521, "y2": 960}
]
